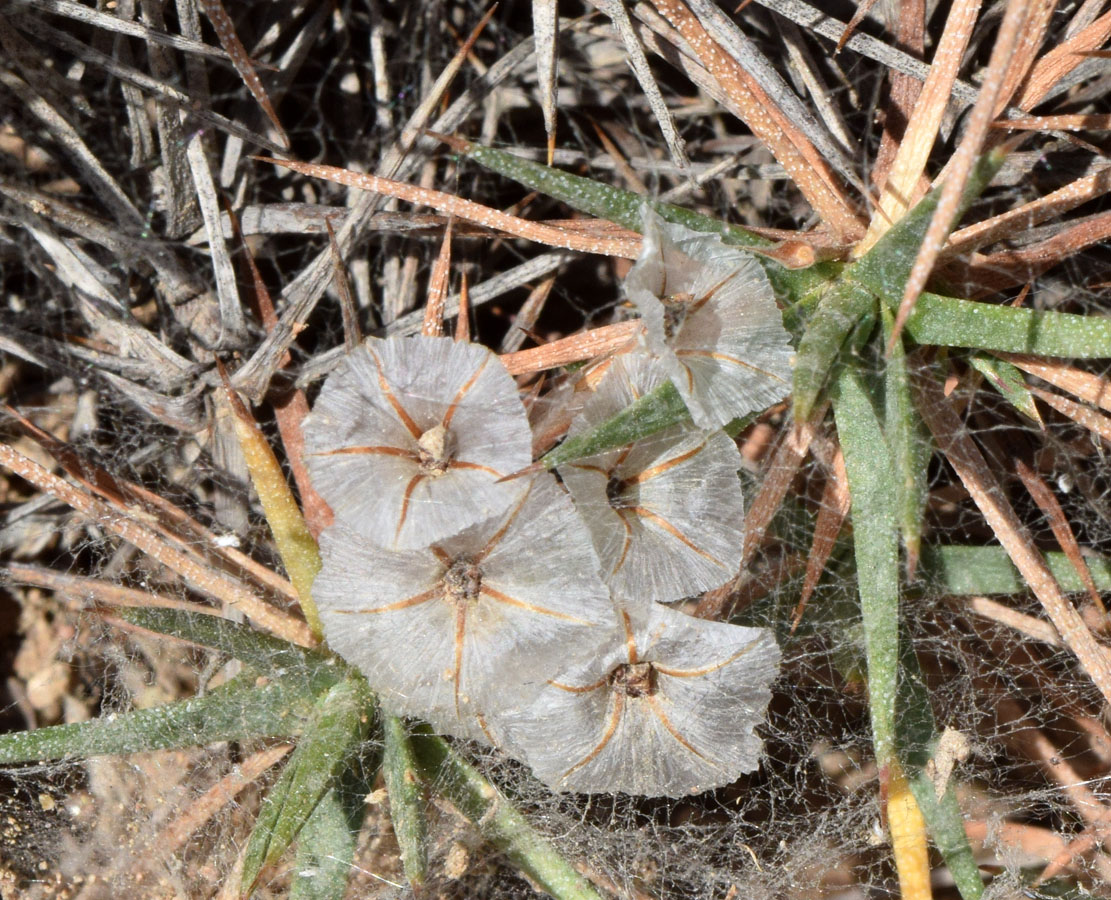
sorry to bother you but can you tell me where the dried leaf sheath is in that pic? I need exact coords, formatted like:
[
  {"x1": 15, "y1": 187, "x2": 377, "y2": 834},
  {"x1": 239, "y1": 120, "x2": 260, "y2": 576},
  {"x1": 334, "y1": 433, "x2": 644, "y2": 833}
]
[
  {"x1": 505, "y1": 603, "x2": 780, "y2": 796},
  {"x1": 303, "y1": 335, "x2": 532, "y2": 549},
  {"x1": 312, "y1": 474, "x2": 612, "y2": 743}
]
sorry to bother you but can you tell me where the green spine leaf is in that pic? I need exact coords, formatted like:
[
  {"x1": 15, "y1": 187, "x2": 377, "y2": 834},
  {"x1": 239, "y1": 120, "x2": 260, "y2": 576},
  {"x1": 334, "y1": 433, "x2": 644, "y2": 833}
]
[
  {"x1": 111, "y1": 606, "x2": 328, "y2": 675},
  {"x1": 921, "y1": 544, "x2": 1111, "y2": 596},
  {"x1": 906, "y1": 775, "x2": 984, "y2": 900},
  {"x1": 0, "y1": 674, "x2": 319, "y2": 765},
  {"x1": 793, "y1": 281, "x2": 876, "y2": 421},
  {"x1": 289, "y1": 786, "x2": 359, "y2": 900},
  {"x1": 882, "y1": 307, "x2": 930, "y2": 578},
  {"x1": 411, "y1": 728, "x2": 604, "y2": 900},
  {"x1": 833, "y1": 366, "x2": 900, "y2": 766},
  {"x1": 382, "y1": 715, "x2": 428, "y2": 889},
  {"x1": 906, "y1": 293, "x2": 1111, "y2": 357},
  {"x1": 458, "y1": 140, "x2": 836, "y2": 306},
  {"x1": 289, "y1": 750, "x2": 378, "y2": 900},
  {"x1": 241, "y1": 674, "x2": 375, "y2": 893},
  {"x1": 463, "y1": 142, "x2": 772, "y2": 247},
  {"x1": 968, "y1": 354, "x2": 1041, "y2": 422},
  {"x1": 897, "y1": 629, "x2": 985, "y2": 899},
  {"x1": 539, "y1": 375, "x2": 769, "y2": 474},
  {"x1": 841, "y1": 145, "x2": 1111, "y2": 359},
  {"x1": 541, "y1": 379, "x2": 690, "y2": 469},
  {"x1": 848, "y1": 149, "x2": 1006, "y2": 302}
]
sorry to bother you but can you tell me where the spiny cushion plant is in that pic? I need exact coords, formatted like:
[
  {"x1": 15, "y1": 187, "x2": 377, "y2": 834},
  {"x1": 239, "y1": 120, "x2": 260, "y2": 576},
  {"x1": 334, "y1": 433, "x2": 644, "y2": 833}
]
[{"x1": 4, "y1": 2, "x2": 1111, "y2": 898}]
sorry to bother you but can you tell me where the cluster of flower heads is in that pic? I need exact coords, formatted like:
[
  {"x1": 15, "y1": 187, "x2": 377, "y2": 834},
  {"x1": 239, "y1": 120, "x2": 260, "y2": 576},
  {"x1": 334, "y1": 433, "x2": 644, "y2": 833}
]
[{"x1": 305, "y1": 212, "x2": 791, "y2": 797}]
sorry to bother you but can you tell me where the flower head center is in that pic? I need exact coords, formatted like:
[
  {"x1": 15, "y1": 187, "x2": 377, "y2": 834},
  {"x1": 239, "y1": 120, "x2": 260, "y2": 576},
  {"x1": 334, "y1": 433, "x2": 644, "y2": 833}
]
[
  {"x1": 417, "y1": 424, "x2": 453, "y2": 476},
  {"x1": 443, "y1": 556, "x2": 482, "y2": 604},
  {"x1": 605, "y1": 473, "x2": 627, "y2": 507},
  {"x1": 661, "y1": 294, "x2": 692, "y2": 340},
  {"x1": 608, "y1": 661, "x2": 656, "y2": 698}
]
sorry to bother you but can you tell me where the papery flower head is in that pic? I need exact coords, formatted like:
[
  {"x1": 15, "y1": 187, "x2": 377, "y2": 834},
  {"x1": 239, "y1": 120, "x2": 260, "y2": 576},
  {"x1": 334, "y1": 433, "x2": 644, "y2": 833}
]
[
  {"x1": 312, "y1": 472, "x2": 613, "y2": 744},
  {"x1": 559, "y1": 353, "x2": 746, "y2": 602},
  {"x1": 626, "y1": 210, "x2": 794, "y2": 429},
  {"x1": 303, "y1": 334, "x2": 532, "y2": 549},
  {"x1": 503, "y1": 601, "x2": 780, "y2": 797}
]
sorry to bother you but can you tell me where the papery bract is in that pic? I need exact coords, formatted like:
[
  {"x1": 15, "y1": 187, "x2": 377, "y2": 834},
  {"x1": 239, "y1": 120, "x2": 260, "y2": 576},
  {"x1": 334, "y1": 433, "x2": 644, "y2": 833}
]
[
  {"x1": 313, "y1": 473, "x2": 612, "y2": 744},
  {"x1": 626, "y1": 210, "x2": 794, "y2": 429},
  {"x1": 303, "y1": 334, "x2": 532, "y2": 549},
  {"x1": 559, "y1": 354, "x2": 746, "y2": 602},
  {"x1": 504, "y1": 602, "x2": 780, "y2": 797}
]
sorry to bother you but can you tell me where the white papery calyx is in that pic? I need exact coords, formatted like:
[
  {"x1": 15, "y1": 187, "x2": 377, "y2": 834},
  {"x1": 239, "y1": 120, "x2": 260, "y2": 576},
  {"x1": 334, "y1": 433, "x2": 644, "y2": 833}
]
[
  {"x1": 625, "y1": 210, "x2": 794, "y2": 429},
  {"x1": 503, "y1": 601, "x2": 780, "y2": 797},
  {"x1": 559, "y1": 353, "x2": 746, "y2": 603},
  {"x1": 303, "y1": 334, "x2": 532, "y2": 550},
  {"x1": 312, "y1": 472, "x2": 612, "y2": 745}
]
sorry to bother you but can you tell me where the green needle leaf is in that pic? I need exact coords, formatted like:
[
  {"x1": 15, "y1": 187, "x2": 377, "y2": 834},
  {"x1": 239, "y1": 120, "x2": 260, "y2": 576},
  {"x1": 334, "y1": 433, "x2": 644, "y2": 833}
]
[
  {"x1": 411, "y1": 728, "x2": 604, "y2": 900},
  {"x1": 882, "y1": 307, "x2": 930, "y2": 579},
  {"x1": 0, "y1": 674, "x2": 319, "y2": 765},
  {"x1": 111, "y1": 606, "x2": 330, "y2": 675},
  {"x1": 241, "y1": 674, "x2": 375, "y2": 894},
  {"x1": 793, "y1": 281, "x2": 877, "y2": 422},
  {"x1": 461, "y1": 141, "x2": 773, "y2": 247},
  {"x1": 832, "y1": 366, "x2": 900, "y2": 767},
  {"x1": 538, "y1": 378, "x2": 763, "y2": 473},
  {"x1": 905, "y1": 293, "x2": 1111, "y2": 357},
  {"x1": 897, "y1": 629, "x2": 985, "y2": 899},
  {"x1": 382, "y1": 715, "x2": 428, "y2": 890},
  {"x1": 968, "y1": 354, "x2": 1042, "y2": 422},
  {"x1": 921, "y1": 544, "x2": 1111, "y2": 596},
  {"x1": 843, "y1": 146, "x2": 1111, "y2": 359},
  {"x1": 849, "y1": 149, "x2": 1007, "y2": 302},
  {"x1": 289, "y1": 785, "x2": 361, "y2": 900},
  {"x1": 906, "y1": 774, "x2": 985, "y2": 900},
  {"x1": 452, "y1": 138, "x2": 836, "y2": 306},
  {"x1": 541, "y1": 379, "x2": 690, "y2": 469},
  {"x1": 289, "y1": 746, "x2": 379, "y2": 900}
]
